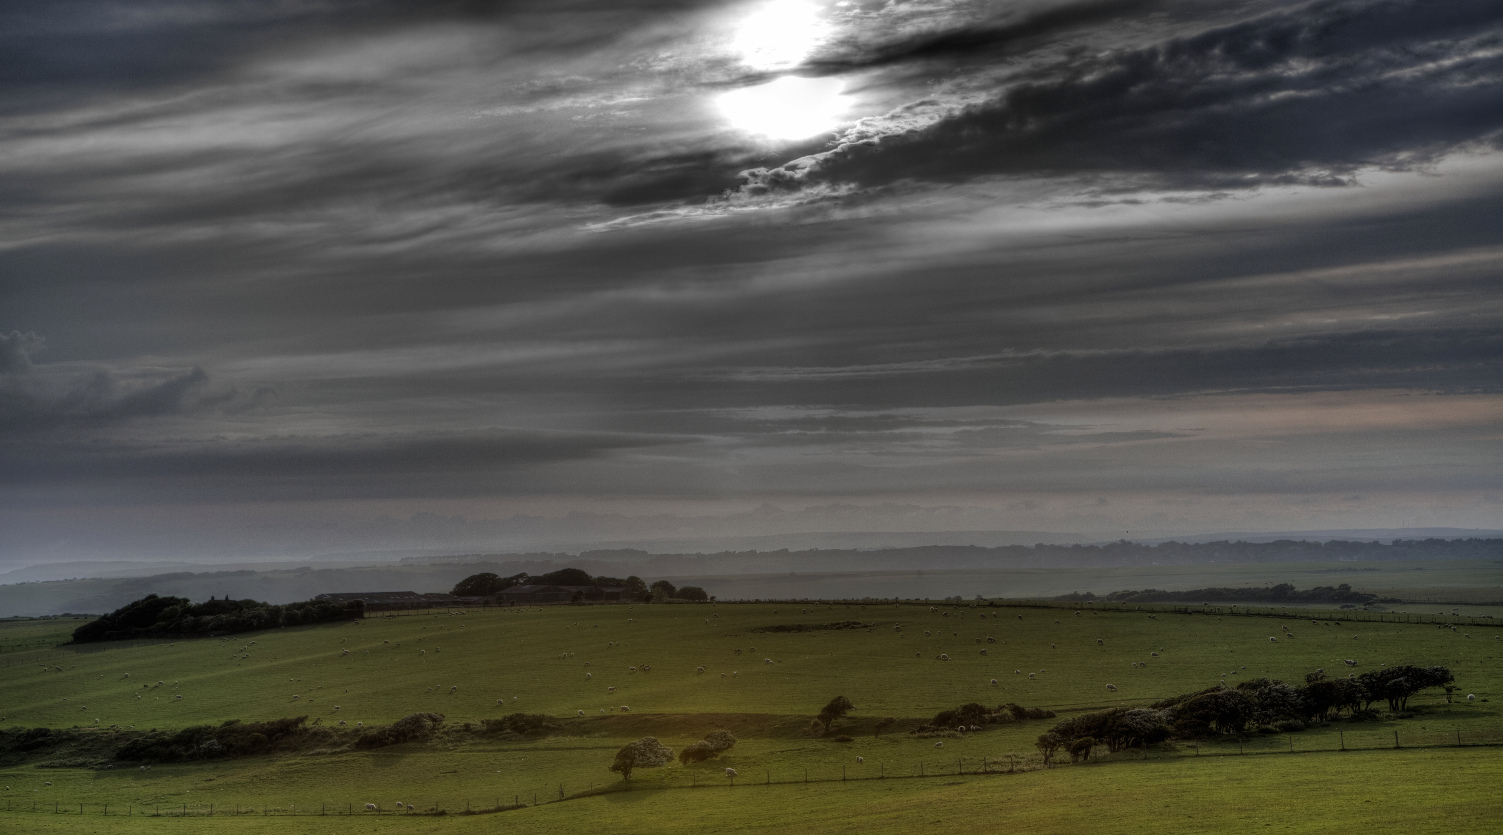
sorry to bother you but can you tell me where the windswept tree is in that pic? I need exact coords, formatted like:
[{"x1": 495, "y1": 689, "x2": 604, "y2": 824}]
[
  {"x1": 611, "y1": 737, "x2": 674, "y2": 785},
  {"x1": 1359, "y1": 666, "x2": 1454, "y2": 712},
  {"x1": 817, "y1": 696, "x2": 855, "y2": 733}
]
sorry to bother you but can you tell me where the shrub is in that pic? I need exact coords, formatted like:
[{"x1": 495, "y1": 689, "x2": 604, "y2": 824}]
[
  {"x1": 1068, "y1": 737, "x2": 1096, "y2": 763},
  {"x1": 355, "y1": 713, "x2": 444, "y2": 749},
  {"x1": 479, "y1": 714, "x2": 557, "y2": 737},
  {"x1": 816, "y1": 696, "x2": 855, "y2": 732}
]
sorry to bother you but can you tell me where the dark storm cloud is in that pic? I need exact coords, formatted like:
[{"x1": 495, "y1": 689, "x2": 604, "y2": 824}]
[
  {"x1": 0, "y1": 428, "x2": 672, "y2": 502},
  {"x1": 747, "y1": 0, "x2": 1503, "y2": 195},
  {"x1": 0, "y1": 331, "x2": 214, "y2": 430},
  {"x1": 806, "y1": 0, "x2": 1160, "y2": 74}
]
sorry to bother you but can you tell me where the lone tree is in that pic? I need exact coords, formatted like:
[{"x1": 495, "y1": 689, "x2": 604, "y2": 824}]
[
  {"x1": 611, "y1": 737, "x2": 674, "y2": 786},
  {"x1": 817, "y1": 696, "x2": 855, "y2": 733}
]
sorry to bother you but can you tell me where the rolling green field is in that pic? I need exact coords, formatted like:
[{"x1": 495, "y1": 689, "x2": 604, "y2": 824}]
[{"x1": 2, "y1": 600, "x2": 1500, "y2": 833}]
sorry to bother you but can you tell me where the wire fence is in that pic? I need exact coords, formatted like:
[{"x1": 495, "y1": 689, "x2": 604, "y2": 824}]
[{"x1": 5, "y1": 728, "x2": 1501, "y2": 818}]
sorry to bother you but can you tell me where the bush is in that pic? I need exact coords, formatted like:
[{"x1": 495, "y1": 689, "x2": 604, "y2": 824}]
[
  {"x1": 479, "y1": 714, "x2": 557, "y2": 737},
  {"x1": 116, "y1": 717, "x2": 310, "y2": 763},
  {"x1": 675, "y1": 586, "x2": 709, "y2": 602},
  {"x1": 355, "y1": 713, "x2": 444, "y2": 749},
  {"x1": 679, "y1": 730, "x2": 737, "y2": 764}
]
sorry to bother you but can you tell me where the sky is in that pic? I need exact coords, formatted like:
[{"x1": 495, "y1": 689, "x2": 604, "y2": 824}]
[{"x1": 2, "y1": 0, "x2": 1501, "y2": 565}]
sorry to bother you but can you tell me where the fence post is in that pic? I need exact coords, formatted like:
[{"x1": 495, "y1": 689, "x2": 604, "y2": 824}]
[
  {"x1": 1339, "y1": 731, "x2": 1344, "y2": 751},
  {"x1": 1394, "y1": 731, "x2": 1400, "y2": 749}
]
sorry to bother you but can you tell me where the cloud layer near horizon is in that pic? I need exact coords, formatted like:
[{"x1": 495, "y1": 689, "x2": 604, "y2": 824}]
[{"x1": 2, "y1": 0, "x2": 1501, "y2": 563}]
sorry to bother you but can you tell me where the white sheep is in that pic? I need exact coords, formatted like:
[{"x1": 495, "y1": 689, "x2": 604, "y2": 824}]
[
  {"x1": 1467, "y1": 694, "x2": 1476, "y2": 701},
  {"x1": 620, "y1": 706, "x2": 630, "y2": 712},
  {"x1": 856, "y1": 756, "x2": 864, "y2": 764},
  {"x1": 585, "y1": 673, "x2": 592, "y2": 679},
  {"x1": 934, "y1": 741, "x2": 944, "y2": 748},
  {"x1": 1344, "y1": 659, "x2": 1357, "y2": 666},
  {"x1": 1269, "y1": 637, "x2": 1278, "y2": 643},
  {"x1": 608, "y1": 686, "x2": 617, "y2": 693},
  {"x1": 725, "y1": 768, "x2": 738, "y2": 778},
  {"x1": 938, "y1": 654, "x2": 950, "y2": 661},
  {"x1": 577, "y1": 710, "x2": 585, "y2": 716},
  {"x1": 1028, "y1": 673, "x2": 1035, "y2": 679},
  {"x1": 365, "y1": 803, "x2": 377, "y2": 811},
  {"x1": 1106, "y1": 684, "x2": 1118, "y2": 692},
  {"x1": 449, "y1": 685, "x2": 457, "y2": 693}
]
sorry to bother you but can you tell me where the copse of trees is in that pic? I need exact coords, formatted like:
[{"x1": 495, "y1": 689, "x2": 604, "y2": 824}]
[
  {"x1": 71, "y1": 593, "x2": 360, "y2": 643},
  {"x1": 1057, "y1": 582, "x2": 1377, "y2": 605},
  {"x1": 451, "y1": 569, "x2": 650, "y2": 598},
  {"x1": 1038, "y1": 665, "x2": 1455, "y2": 763}
]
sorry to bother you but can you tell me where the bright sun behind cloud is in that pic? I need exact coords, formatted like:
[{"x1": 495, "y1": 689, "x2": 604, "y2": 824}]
[
  {"x1": 730, "y1": 0, "x2": 830, "y2": 71},
  {"x1": 717, "y1": 75, "x2": 848, "y2": 141}
]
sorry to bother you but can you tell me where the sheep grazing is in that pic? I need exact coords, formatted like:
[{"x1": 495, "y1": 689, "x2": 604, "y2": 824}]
[
  {"x1": 619, "y1": 706, "x2": 630, "y2": 712},
  {"x1": 1050, "y1": 643, "x2": 1056, "y2": 649},
  {"x1": 578, "y1": 710, "x2": 585, "y2": 716},
  {"x1": 365, "y1": 803, "x2": 377, "y2": 811},
  {"x1": 1344, "y1": 659, "x2": 1358, "y2": 667},
  {"x1": 937, "y1": 654, "x2": 950, "y2": 661},
  {"x1": 585, "y1": 673, "x2": 592, "y2": 679},
  {"x1": 979, "y1": 649, "x2": 987, "y2": 656},
  {"x1": 629, "y1": 666, "x2": 637, "y2": 674},
  {"x1": 339, "y1": 720, "x2": 347, "y2": 726},
  {"x1": 1097, "y1": 639, "x2": 1104, "y2": 646},
  {"x1": 608, "y1": 686, "x2": 617, "y2": 693},
  {"x1": 1015, "y1": 669, "x2": 1021, "y2": 674},
  {"x1": 333, "y1": 705, "x2": 341, "y2": 711},
  {"x1": 696, "y1": 666, "x2": 706, "y2": 674},
  {"x1": 449, "y1": 685, "x2": 458, "y2": 694},
  {"x1": 856, "y1": 756, "x2": 864, "y2": 764},
  {"x1": 765, "y1": 658, "x2": 774, "y2": 665},
  {"x1": 990, "y1": 679, "x2": 998, "y2": 686},
  {"x1": 934, "y1": 741, "x2": 944, "y2": 748},
  {"x1": 1269, "y1": 637, "x2": 1278, "y2": 643},
  {"x1": 357, "y1": 722, "x2": 364, "y2": 727},
  {"x1": 1151, "y1": 652, "x2": 1159, "y2": 657},
  {"x1": 1028, "y1": 673, "x2": 1036, "y2": 680},
  {"x1": 725, "y1": 768, "x2": 738, "y2": 778},
  {"x1": 1106, "y1": 684, "x2": 1118, "y2": 692}
]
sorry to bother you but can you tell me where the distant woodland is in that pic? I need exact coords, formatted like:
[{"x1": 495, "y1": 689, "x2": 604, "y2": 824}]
[{"x1": 2, "y1": 538, "x2": 1498, "y2": 617}]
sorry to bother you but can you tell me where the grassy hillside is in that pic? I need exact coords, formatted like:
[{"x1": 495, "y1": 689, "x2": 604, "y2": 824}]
[{"x1": 1, "y1": 601, "x2": 1499, "y2": 832}]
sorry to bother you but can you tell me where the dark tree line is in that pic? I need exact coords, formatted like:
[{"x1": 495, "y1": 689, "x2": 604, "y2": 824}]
[
  {"x1": 1057, "y1": 582, "x2": 1377, "y2": 605},
  {"x1": 451, "y1": 569, "x2": 664, "y2": 599},
  {"x1": 1036, "y1": 665, "x2": 1454, "y2": 764},
  {"x1": 71, "y1": 593, "x2": 361, "y2": 643}
]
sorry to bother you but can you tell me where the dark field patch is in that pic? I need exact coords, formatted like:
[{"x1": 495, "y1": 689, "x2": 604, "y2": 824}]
[{"x1": 750, "y1": 621, "x2": 873, "y2": 633}]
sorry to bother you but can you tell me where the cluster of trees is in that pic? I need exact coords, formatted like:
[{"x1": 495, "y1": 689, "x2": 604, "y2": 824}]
[
  {"x1": 1057, "y1": 583, "x2": 1378, "y2": 605},
  {"x1": 451, "y1": 568, "x2": 702, "y2": 601},
  {"x1": 115, "y1": 717, "x2": 312, "y2": 763},
  {"x1": 647, "y1": 580, "x2": 709, "y2": 602},
  {"x1": 1036, "y1": 665, "x2": 1454, "y2": 764},
  {"x1": 915, "y1": 702, "x2": 1055, "y2": 734},
  {"x1": 678, "y1": 730, "x2": 738, "y2": 764},
  {"x1": 71, "y1": 594, "x2": 361, "y2": 643},
  {"x1": 353, "y1": 712, "x2": 445, "y2": 749}
]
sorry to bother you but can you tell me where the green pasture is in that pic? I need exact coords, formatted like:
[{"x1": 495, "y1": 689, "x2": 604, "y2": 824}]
[
  {"x1": 2, "y1": 748, "x2": 1501, "y2": 834},
  {"x1": 1, "y1": 601, "x2": 1500, "y2": 832}
]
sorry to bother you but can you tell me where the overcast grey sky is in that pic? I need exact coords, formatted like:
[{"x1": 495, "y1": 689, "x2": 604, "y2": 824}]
[{"x1": 2, "y1": 0, "x2": 1501, "y2": 564}]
